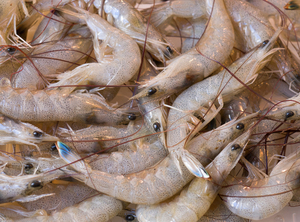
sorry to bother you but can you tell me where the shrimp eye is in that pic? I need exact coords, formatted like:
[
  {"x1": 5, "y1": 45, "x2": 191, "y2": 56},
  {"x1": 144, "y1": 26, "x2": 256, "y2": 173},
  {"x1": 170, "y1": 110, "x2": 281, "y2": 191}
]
[
  {"x1": 30, "y1": 180, "x2": 42, "y2": 187},
  {"x1": 166, "y1": 46, "x2": 173, "y2": 54},
  {"x1": 285, "y1": 111, "x2": 294, "y2": 119},
  {"x1": 236, "y1": 123, "x2": 244, "y2": 130},
  {"x1": 148, "y1": 88, "x2": 157, "y2": 96},
  {"x1": 24, "y1": 163, "x2": 33, "y2": 170},
  {"x1": 153, "y1": 122, "x2": 161, "y2": 132},
  {"x1": 128, "y1": 113, "x2": 136, "y2": 120},
  {"x1": 6, "y1": 47, "x2": 16, "y2": 55},
  {"x1": 262, "y1": 40, "x2": 269, "y2": 46},
  {"x1": 231, "y1": 144, "x2": 241, "y2": 150},
  {"x1": 125, "y1": 214, "x2": 135, "y2": 221},
  {"x1": 33, "y1": 131, "x2": 43, "y2": 137},
  {"x1": 51, "y1": 143, "x2": 57, "y2": 151}
]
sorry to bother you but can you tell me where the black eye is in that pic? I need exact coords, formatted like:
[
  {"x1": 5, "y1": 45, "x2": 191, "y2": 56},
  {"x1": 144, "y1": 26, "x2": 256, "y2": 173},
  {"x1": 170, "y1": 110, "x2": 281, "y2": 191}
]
[
  {"x1": 262, "y1": 40, "x2": 269, "y2": 46},
  {"x1": 285, "y1": 111, "x2": 294, "y2": 119},
  {"x1": 6, "y1": 47, "x2": 16, "y2": 55},
  {"x1": 148, "y1": 88, "x2": 157, "y2": 96},
  {"x1": 128, "y1": 113, "x2": 136, "y2": 121},
  {"x1": 153, "y1": 122, "x2": 161, "y2": 132},
  {"x1": 231, "y1": 144, "x2": 241, "y2": 150},
  {"x1": 51, "y1": 143, "x2": 57, "y2": 151},
  {"x1": 24, "y1": 163, "x2": 33, "y2": 170},
  {"x1": 166, "y1": 46, "x2": 173, "y2": 54},
  {"x1": 30, "y1": 180, "x2": 42, "y2": 187},
  {"x1": 236, "y1": 123, "x2": 244, "y2": 130},
  {"x1": 126, "y1": 214, "x2": 135, "y2": 221},
  {"x1": 33, "y1": 131, "x2": 43, "y2": 137}
]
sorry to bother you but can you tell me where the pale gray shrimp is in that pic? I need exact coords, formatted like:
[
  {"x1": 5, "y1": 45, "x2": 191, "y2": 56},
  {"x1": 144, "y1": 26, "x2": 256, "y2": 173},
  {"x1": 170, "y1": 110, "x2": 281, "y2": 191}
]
[
  {"x1": 131, "y1": 0, "x2": 235, "y2": 101},
  {"x1": 5, "y1": 194, "x2": 123, "y2": 222},
  {"x1": 0, "y1": 115, "x2": 58, "y2": 149},
  {"x1": 12, "y1": 26, "x2": 92, "y2": 90},
  {"x1": 55, "y1": 113, "x2": 255, "y2": 205},
  {"x1": 48, "y1": 6, "x2": 141, "y2": 95},
  {"x1": 0, "y1": 78, "x2": 130, "y2": 124},
  {"x1": 89, "y1": 0, "x2": 178, "y2": 63},
  {"x1": 0, "y1": 170, "x2": 62, "y2": 204},
  {"x1": 219, "y1": 149, "x2": 300, "y2": 220},
  {"x1": 166, "y1": 29, "x2": 281, "y2": 173},
  {"x1": 136, "y1": 131, "x2": 250, "y2": 222},
  {"x1": 141, "y1": 0, "x2": 206, "y2": 28},
  {"x1": 19, "y1": 182, "x2": 97, "y2": 214}
]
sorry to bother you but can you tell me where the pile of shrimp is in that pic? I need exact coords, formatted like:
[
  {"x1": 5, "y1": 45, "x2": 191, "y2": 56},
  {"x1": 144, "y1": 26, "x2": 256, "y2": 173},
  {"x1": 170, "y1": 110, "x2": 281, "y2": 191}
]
[{"x1": 1, "y1": 0, "x2": 300, "y2": 221}]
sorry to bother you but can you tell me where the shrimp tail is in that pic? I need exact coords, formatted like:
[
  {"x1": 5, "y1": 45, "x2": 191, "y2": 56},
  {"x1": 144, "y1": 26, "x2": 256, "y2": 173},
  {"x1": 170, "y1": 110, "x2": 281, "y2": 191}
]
[
  {"x1": 181, "y1": 150, "x2": 210, "y2": 178},
  {"x1": 141, "y1": 3, "x2": 172, "y2": 28}
]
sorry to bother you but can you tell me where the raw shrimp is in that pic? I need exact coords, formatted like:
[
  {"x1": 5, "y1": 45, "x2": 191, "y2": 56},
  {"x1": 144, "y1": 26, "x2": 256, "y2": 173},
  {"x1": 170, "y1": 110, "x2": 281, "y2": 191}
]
[
  {"x1": 0, "y1": 78, "x2": 130, "y2": 124},
  {"x1": 219, "y1": 149, "x2": 300, "y2": 220},
  {"x1": 136, "y1": 131, "x2": 250, "y2": 222},
  {"x1": 49, "y1": 6, "x2": 141, "y2": 95},
  {"x1": 0, "y1": 170, "x2": 62, "y2": 204},
  {"x1": 142, "y1": 0, "x2": 206, "y2": 28},
  {"x1": 5, "y1": 194, "x2": 123, "y2": 222},
  {"x1": 166, "y1": 30, "x2": 281, "y2": 170},
  {"x1": 12, "y1": 26, "x2": 93, "y2": 90},
  {"x1": 0, "y1": 115, "x2": 58, "y2": 148},
  {"x1": 55, "y1": 113, "x2": 255, "y2": 205},
  {"x1": 0, "y1": 0, "x2": 28, "y2": 45},
  {"x1": 90, "y1": 0, "x2": 178, "y2": 62},
  {"x1": 131, "y1": 0, "x2": 235, "y2": 101}
]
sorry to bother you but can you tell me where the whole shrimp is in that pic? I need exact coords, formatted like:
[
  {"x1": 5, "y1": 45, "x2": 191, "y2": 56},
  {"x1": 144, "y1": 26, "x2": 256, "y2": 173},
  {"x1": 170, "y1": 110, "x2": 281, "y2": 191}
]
[
  {"x1": 131, "y1": 0, "x2": 235, "y2": 101},
  {"x1": 0, "y1": 115, "x2": 58, "y2": 149},
  {"x1": 48, "y1": 6, "x2": 141, "y2": 95},
  {"x1": 136, "y1": 131, "x2": 250, "y2": 222},
  {"x1": 12, "y1": 26, "x2": 93, "y2": 90},
  {"x1": 4, "y1": 194, "x2": 123, "y2": 222},
  {"x1": 219, "y1": 149, "x2": 300, "y2": 220},
  {"x1": 166, "y1": 29, "x2": 281, "y2": 174},
  {"x1": 0, "y1": 78, "x2": 130, "y2": 124},
  {"x1": 55, "y1": 112, "x2": 256, "y2": 205},
  {"x1": 89, "y1": 0, "x2": 178, "y2": 63}
]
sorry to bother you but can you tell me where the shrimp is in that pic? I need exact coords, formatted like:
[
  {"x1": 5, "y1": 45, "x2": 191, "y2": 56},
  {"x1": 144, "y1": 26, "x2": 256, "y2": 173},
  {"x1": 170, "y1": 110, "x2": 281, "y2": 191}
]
[
  {"x1": 12, "y1": 26, "x2": 93, "y2": 90},
  {"x1": 0, "y1": 115, "x2": 58, "y2": 149},
  {"x1": 141, "y1": 0, "x2": 206, "y2": 28},
  {"x1": 219, "y1": 149, "x2": 300, "y2": 220},
  {"x1": 55, "y1": 112, "x2": 255, "y2": 205},
  {"x1": 89, "y1": 0, "x2": 178, "y2": 63},
  {"x1": 4, "y1": 194, "x2": 123, "y2": 222},
  {"x1": 0, "y1": 78, "x2": 130, "y2": 124},
  {"x1": 131, "y1": 0, "x2": 235, "y2": 101},
  {"x1": 48, "y1": 6, "x2": 141, "y2": 95},
  {"x1": 166, "y1": 29, "x2": 281, "y2": 173},
  {"x1": 136, "y1": 131, "x2": 250, "y2": 222},
  {"x1": 0, "y1": 170, "x2": 62, "y2": 204}
]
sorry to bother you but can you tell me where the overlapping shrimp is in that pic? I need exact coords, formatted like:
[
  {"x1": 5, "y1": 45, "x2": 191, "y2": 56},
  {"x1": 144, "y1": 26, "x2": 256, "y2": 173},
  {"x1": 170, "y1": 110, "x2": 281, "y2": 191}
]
[
  {"x1": 136, "y1": 131, "x2": 250, "y2": 222},
  {"x1": 131, "y1": 0, "x2": 235, "y2": 101},
  {"x1": 219, "y1": 148, "x2": 300, "y2": 220},
  {"x1": 48, "y1": 6, "x2": 141, "y2": 95},
  {"x1": 0, "y1": 78, "x2": 130, "y2": 124}
]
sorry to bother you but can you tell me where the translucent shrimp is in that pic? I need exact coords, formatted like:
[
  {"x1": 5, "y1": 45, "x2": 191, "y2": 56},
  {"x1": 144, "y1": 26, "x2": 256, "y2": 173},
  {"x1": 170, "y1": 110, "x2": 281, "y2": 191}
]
[
  {"x1": 12, "y1": 26, "x2": 93, "y2": 90},
  {"x1": 166, "y1": 30, "x2": 281, "y2": 173},
  {"x1": 0, "y1": 78, "x2": 130, "y2": 124},
  {"x1": 136, "y1": 131, "x2": 250, "y2": 222},
  {"x1": 0, "y1": 115, "x2": 58, "y2": 149},
  {"x1": 55, "y1": 113, "x2": 255, "y2": 205},
  {"x1": 219, "y1": 149, "x2": 300, "y2": 220},
  {"x1": 89, "y1": 0, "x2": 178, "y2": 62},
  {"x1": 141, "y1": 0, "x2": 206, "y2": 28},
  {"x1": 48, "y1": 6, "x2": 141, "y2": 95},
  {"x1": 5, "y1": 194, "x2": 123, "y2": 222},
  {"x1": 0, "y1": 170, "x2": 62, "y2": 204},
  {"x1": 131, "y1": 0, "x2": 235, "y2": 101}
]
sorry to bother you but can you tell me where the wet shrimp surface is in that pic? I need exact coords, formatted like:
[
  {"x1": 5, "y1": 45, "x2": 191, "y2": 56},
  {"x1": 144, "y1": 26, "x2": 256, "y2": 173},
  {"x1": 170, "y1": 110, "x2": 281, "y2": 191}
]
[{"x1": 0, "y1": 0, "x2": 300, "y2": 222}]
